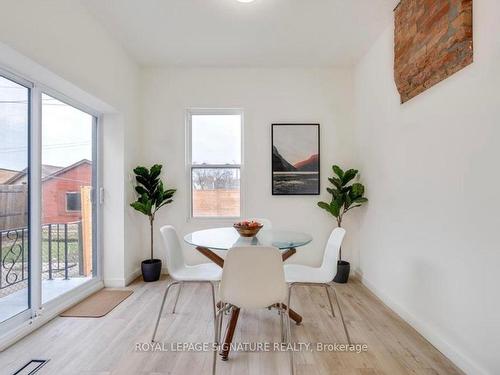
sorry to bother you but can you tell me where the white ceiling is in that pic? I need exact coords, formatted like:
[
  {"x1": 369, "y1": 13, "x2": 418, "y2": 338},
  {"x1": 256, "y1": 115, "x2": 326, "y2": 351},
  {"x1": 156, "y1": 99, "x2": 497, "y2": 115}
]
[{"x1": 82, "y1": 0, "x2": 396, "y2": 68}]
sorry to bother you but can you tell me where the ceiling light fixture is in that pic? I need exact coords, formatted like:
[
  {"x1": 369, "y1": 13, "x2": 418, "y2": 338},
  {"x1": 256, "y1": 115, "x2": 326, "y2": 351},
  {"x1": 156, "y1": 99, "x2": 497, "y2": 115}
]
[{"x1": 237, "y1": 0, "x2": 255, "y2": 3}]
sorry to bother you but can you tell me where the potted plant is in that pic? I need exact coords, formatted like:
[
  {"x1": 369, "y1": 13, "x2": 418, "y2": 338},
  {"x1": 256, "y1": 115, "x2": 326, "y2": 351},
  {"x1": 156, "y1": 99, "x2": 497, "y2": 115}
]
[
  {"x1": 318, "y1": 165, "x2": 368, "y2": 283},
  {"x1": 130, "y1": 164, "x2": 176, "y2": 282}
]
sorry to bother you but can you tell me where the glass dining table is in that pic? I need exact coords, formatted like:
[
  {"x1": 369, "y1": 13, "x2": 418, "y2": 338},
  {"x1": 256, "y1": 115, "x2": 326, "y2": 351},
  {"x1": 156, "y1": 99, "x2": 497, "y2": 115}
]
[
  {"x1": 184, "y1": 227, "x2": 312, "y2": 265},
  {"x1": 184, "y1": 226, "x2": 313, "y2": 360}
]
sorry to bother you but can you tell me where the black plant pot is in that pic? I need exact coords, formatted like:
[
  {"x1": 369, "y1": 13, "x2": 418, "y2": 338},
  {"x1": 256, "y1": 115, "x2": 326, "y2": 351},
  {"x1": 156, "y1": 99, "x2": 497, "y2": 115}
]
[
  {"x1": 333, "y1": 260, "x2": 350, "y2": 284},
  {"x1": 141, "y1": 259, "x2": 162, "y2": 282}
]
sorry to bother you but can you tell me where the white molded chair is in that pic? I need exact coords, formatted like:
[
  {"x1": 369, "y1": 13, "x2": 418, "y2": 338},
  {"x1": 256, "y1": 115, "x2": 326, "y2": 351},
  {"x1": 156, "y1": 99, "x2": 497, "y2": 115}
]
[
  {"x1": 247, "y1": 218, "x2": 272, "y2": 229},
  {"x1": 213, "y1": 246, "x2": 293, "y2": 375},
  {"x1": 151, "y1": 225, "x2": 222, "y2": 342},
  {"x1": 284, "y1": 227, "x2": 351, "y2": 344}
]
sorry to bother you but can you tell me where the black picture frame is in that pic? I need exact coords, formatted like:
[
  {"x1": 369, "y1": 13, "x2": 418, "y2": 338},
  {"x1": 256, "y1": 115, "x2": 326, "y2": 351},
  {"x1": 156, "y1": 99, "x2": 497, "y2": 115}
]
[{"x1": 271, "y1": 123, "x2": 320, "y2": 195}]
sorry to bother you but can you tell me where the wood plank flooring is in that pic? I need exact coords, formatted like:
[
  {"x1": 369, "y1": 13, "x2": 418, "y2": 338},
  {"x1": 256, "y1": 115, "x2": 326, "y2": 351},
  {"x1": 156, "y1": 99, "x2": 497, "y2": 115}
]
[{"x1": 0, "y1": 276, "x2": 463, "y2": 375}]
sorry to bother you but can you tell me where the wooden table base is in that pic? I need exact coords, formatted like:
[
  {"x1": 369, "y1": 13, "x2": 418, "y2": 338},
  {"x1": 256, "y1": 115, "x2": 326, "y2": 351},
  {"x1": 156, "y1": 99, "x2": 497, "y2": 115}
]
[
  {"x1": 195, "y1": 245, "x2": 302, "y2": 360},
  {"x1": 220, "y1": 306, "x2": 240, "y2": 360}
]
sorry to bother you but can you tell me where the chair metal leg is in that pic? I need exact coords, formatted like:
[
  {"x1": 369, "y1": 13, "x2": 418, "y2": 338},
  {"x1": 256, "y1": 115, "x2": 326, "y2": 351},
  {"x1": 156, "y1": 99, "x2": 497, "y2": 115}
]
[
  {"x1": 151, "y1": 281, "x2": 180, "y2": 342},
  {"x1": 324, "y1": 285, "x2": 336, "y2": 318},
  {"x1": 213, "y1": 309, "x2": 222, "y2": 375},
  {"x1": 287, "y1": 284, "x2": 294, "y2": 312},
  {"x1": 209, "y1": 282, "x2": 217, "y2": 335},
  {"x1": 218, "y1": 303, "x2": 225, "y2": 341},
  {"x1": 285, "y1": 305, "x2": 294, "y2": 375},
  {"x1": 280, "y1": 308, "x2": 285, "y2": 343},
  {"x1": 171, "y1": 282, "x2": 183, "y2": 314},
  {"x1": 329, "y1": 285, "x2": 351, "y2": 344}
]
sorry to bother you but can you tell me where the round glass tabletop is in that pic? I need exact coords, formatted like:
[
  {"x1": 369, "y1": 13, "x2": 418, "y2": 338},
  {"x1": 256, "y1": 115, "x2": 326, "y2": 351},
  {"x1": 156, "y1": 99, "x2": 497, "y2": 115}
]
[{"x1": 184, "y1": 227, "x2": 312, "y2": 251}]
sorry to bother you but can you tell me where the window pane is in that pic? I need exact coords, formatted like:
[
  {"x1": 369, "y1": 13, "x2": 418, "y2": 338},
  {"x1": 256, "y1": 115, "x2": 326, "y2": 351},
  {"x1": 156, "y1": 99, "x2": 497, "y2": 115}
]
[
  {"x1": 0, "y1": 76, "x2": 30, "y2": 323},
  {"x1": 192, "y1": 168, "x2": 240, "y2": 217},
  {"x1": 66, "y1": 192, "x2": 81, "y2": 212},
  {"x1": 191, "y1": 114, "x2": 241, "y2": 165},
  {"x1": 41, "y1": 94, "x2": 95, "y2": 304}
]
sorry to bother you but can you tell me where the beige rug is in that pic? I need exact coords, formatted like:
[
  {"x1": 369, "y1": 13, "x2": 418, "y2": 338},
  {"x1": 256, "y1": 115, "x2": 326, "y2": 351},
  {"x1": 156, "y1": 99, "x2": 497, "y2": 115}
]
[{"x1": 60, "y1": 289, "x2": 133, "y2": 318}]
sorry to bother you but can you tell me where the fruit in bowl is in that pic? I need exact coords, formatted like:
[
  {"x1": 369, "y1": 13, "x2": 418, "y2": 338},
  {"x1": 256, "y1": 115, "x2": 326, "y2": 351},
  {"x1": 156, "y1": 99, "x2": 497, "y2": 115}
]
[{"x1": 233, "y1": 220, "x2": 263, "y2": 237}]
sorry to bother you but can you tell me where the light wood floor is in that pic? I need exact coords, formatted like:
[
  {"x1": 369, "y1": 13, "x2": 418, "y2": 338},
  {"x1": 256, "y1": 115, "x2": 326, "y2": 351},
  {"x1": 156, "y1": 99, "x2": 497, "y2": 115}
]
[{"x1": 0, "y1": 276, "x2": 463, "y2": 375}]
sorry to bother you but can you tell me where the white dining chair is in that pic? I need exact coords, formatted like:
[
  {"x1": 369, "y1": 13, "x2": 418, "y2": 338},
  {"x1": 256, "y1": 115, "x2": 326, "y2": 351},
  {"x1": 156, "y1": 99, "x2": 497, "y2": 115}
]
[
  {"x1": 213, "y1": 246, "x2": 293, "y2": 375},
  {"x1": 151, "y1": 225, "x2": 222, "y2": 342},
  {"x1": 247, "y1": 217, "x2": 272, "y2": 229},
  {"x1": 284, "y1": 227, "x2": 351, "y2": 344}
]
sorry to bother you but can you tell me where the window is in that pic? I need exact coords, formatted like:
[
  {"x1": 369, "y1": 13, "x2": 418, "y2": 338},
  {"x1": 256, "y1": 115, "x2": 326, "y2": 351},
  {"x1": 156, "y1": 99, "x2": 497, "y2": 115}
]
[
  {"x1": 188, "y1": 110, "x2": 242, "y2": 218},
  {"x1": 65, "y1": 192, "x2": 82, "y2": 212}
]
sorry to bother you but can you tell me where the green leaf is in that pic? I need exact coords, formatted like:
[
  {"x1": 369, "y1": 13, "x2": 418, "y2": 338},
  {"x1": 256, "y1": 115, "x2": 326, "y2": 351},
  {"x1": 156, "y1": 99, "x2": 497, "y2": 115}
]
[
  {"x1": 133, "y1": 166, "x2": 149, "y2": 178},
  {"x1": 328, "y1": 177, "x2": 343, "y2": 189},
  {"x1": 163, "y1": 189, "x2": 176, "y2": 197},
  {"x1": 154, "y1": 181, "x2": 164, "y2": 206},
  {"x1": 130, "y1": 201, "x2": 152, "y2": 216},
  {"x1": 317, "y1": 201, "x2": 331, "y2": 213},
  {"x1": 345, "y1": 194, "x2": 352, "y2": 209},
  {"x1": 155, "y1": 199, "x2": 174, "y2": 212},
  {"x1": 350, "y1": 183, "x2": 365, "y2": 199},
  {"x1": 137, "y1": 193, "x2": 151, "y2": 205},
  {"x1": 332, "y1": 165, "x2": 344, "y2": 179},
  {"x1": 342, "y1": 169, "x2": 358, "y2": 185},
  {"x1": 330, "y1": 199, "x2": 341, "y2": 217},
  {"x1": 341, "y1": 186, "x2": 351, "y2": 194},
  {"x1": 136, "y1": 175, "x2": 151, "y2": 190},
  {"x1": 352, "y1": 197, "x2": 368, "y2": 204},
  {"x1": 333, "y1": 194, "x2": 345, "y2": 215},
  {"x1": 135, "y1": 186, "x2": 147, "y2": 195},
  {"x1": 326, "y1": 187, "x2": 341, "y2": 199},
  {"x1": 150, "y1": 164, "x2": 162, "y2": 180}
]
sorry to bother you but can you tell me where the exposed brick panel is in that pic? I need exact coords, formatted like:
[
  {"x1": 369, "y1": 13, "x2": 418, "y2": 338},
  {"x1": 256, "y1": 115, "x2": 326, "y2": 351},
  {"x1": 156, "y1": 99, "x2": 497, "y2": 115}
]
[{"x1": 394, "y1": 0, "x2": 473, "y2": 103}]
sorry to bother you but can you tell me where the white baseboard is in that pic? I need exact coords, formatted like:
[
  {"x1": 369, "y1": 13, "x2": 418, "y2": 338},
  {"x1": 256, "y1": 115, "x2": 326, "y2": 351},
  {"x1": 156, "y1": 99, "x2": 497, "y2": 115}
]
[
  {"x1": 125, "y1": 268, "x2": 142, "y2": 286},
  {"x1": 103, "y1": 278, "x2": 127, "y2": 288},
  {"x1": 355, "y1": 271, "x2": 489, "y2": 375},
  {"x1": 104, "y1": 268, "x2": 142, "y2": 287},
  {"x1": 106, "y1": 268, "x2": 169, "y2": 288},
  {"x1": 0, "y1": 280, "x2": 103, "y2": 351}
]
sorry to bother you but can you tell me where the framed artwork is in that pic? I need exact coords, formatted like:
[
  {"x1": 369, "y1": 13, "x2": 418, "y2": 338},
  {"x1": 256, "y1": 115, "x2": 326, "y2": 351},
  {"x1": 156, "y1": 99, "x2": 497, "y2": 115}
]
[{"x1": 271, "y1": 123, "x2": 320, "y2": 195}]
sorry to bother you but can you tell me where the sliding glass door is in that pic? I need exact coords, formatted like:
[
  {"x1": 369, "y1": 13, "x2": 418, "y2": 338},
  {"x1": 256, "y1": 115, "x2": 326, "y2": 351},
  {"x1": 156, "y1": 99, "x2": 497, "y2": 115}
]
[
  {"x1": 0, "y1": 68, "x2": 99, "y2": 334},
  {"x1": 41, "y1": 93, "x2": 97, "y2": 304},
  {"x1": 0, "y1": 75, "x2": 31, "y2": 324}
]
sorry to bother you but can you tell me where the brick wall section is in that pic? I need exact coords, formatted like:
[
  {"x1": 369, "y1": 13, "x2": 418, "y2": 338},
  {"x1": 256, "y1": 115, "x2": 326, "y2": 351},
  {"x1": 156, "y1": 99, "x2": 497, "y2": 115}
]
[
  {"x1": 394, "y1": 0, "x2": 473, "y2": 103},
  {"x1": 42, "y1": 163, "x2": 92, "y2": 224}
]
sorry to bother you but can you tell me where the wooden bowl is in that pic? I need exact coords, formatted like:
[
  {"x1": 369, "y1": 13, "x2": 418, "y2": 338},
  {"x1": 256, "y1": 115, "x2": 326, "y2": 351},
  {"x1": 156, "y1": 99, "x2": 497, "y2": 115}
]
[{"x1": 233, "y1": 223, "x2": 263, "y2": 237}]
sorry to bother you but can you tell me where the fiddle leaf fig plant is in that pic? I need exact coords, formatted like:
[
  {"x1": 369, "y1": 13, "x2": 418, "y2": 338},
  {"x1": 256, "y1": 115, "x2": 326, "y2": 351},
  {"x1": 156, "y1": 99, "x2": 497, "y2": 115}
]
[
  {"x1": 130, "y1": 164, "x2": 176, "y2": 260},
  {"x1": 318, "y1": 165, "x2": 368, "y2": 260}
]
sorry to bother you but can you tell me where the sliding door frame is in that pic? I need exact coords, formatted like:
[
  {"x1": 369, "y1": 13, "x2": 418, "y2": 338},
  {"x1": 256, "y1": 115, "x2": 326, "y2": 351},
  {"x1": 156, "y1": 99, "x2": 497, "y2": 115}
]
[
  {"x1": 37, "y1": 85, "x2": 103, "y2": 310},
  {"x1": 0, "y1": 67, "x2": 34, "y2": 333},
  {"x1": 0, "y1": 66, "x2": 103, "y2": 336}
]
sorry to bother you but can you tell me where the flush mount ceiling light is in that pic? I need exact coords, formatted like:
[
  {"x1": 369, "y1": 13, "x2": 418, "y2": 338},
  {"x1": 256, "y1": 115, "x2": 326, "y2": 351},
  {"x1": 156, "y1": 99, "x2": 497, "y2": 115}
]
[{"x1": 237, "y1": 0, "x2": 255, "y2": 3}]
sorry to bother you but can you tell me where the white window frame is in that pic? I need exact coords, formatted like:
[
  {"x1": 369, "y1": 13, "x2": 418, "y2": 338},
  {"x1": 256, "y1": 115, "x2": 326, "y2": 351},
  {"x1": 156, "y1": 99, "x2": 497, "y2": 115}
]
[{"x1": 186, "y1": 108, "x2": 244, "y2": 221}]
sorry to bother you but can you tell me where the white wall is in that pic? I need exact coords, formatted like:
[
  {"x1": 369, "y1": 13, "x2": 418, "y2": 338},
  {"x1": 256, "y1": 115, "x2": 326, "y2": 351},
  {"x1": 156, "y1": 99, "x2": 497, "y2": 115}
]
[
  {"x1": 0, "y1": 0, "x2": 141, "y2": 286},
  {"x1": 353, "y1": 1, "x2": 500, "y2": 374},
  {"x1": 139, "y1": 67, "x2": 360, "y2": 267}
]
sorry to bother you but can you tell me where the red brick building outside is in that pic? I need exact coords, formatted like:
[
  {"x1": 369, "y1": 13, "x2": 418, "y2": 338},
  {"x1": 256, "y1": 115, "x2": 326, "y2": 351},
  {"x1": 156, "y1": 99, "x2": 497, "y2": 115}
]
[
  {"x1": 41, "y1": 160, "x2": 92, "y2": 224},
  {"x1": 5, "y1": 159, "x2": 92, "y2": 226}
]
